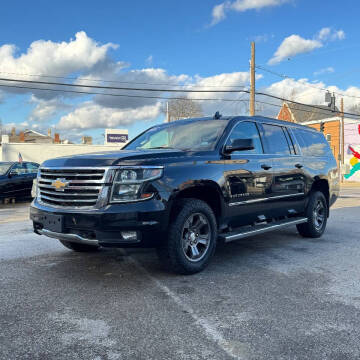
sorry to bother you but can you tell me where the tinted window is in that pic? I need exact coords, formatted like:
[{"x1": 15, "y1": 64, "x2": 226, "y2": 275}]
[
  {"x1": 294, "y1": 129, "x2": 331, "y2": 156},
  {"x1": 25, "y1": 163, "x2": 39, "y2": 174},
  {"x1": 226, "y1": 121, "x2": 263, "y2": 154},
  {"x1": 11, "y1": 163, "x2": 27, "y2": 175},
  {"x1": 0, "y1": 163, "x2": 11, "y2": 176},
  {"x1": 283, "y1": 128, "x2": 296, "y2": 155},
  {"x1": 261, "y1": 124, "x2": 291, "y2": 155}
]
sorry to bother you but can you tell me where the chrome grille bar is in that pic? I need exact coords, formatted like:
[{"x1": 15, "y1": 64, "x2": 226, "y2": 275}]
[
  {"x1": 38, "y1": 167, "x2": 111, "y2": 208},
  {"x1": 40, "y1": 194, "x2": 98, "y2": 203},
  {"x1": 39, "y1": 189, "x2": 99, "y2": 197},
  {"x1": 38, "y1": 183, "x2": 102, "y2": 190}
]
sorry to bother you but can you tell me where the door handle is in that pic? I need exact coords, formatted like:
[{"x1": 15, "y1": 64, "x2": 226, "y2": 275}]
[
  {"x1": 295, "y1": 163, "x2": 303, "y2": 169},
  {"x1": 261, "y1": 164, "x2": 272, "y2": 170}
]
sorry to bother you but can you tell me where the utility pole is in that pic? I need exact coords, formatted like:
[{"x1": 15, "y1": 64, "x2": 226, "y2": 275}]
[
  {"x1": 340, "y1": 98, "x2": 344, "y2": 182},
  {"x1": 250, "y1": 42, "x2": 255, "y2": 116},
  {"x1": 166, "y1": 101, "x2": 170, "y2": 122}
]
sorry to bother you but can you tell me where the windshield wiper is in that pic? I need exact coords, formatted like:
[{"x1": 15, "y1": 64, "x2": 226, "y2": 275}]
[{"x1": 145, "y1": 146, "x2": 176, "y2": 150}]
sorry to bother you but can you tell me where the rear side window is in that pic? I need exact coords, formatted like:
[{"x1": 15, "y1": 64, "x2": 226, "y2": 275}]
[
  {"x1": 261, "y1": 124, "x2": 291, "y2": 155},
  {"x1": 294, "y1": 129, "x2": 331, "y2": 156},
  {"x1": 11, "y1": 163, "x2": 27, "y2": 175}
]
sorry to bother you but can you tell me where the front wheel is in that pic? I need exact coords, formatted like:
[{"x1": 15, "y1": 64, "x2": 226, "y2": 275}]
[
  {"x1": 157, "y1": 198, "x2": 218, "y2": 275},
  {"x1": 59, "y1": 240, "x2": 100, "y2": 252},
  {"x1": 297, "y1": 191, "x2": 328, "y2": 238}
]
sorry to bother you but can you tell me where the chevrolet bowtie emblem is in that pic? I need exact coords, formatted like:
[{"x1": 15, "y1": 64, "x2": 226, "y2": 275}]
[{"x1": 51, "y1": 178, "x2": 69, "y2": 191}]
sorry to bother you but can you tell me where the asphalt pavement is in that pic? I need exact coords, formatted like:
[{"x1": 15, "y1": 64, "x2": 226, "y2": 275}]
[{"x1": 1, "y1": 189, "x2": 360, "y2": 360}]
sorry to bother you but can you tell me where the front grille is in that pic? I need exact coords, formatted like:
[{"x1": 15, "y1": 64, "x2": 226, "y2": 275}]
[{"x1": 38, "y1": 168, "x2": 107, "y2": 208}]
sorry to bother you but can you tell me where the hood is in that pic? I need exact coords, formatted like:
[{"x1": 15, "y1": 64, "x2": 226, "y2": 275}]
[{"x1": 41, "y1": 149, "x2": 188, "y2": 168}]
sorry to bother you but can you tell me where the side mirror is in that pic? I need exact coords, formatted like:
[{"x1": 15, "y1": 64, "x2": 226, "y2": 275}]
[{"x1": 224, "y1": 138, "x2": 255, "y2": 154}]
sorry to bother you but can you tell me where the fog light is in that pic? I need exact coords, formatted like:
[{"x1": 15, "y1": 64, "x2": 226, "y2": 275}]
[{"x1": 121, "y1": 231, "x2": 138, "y2": 242}]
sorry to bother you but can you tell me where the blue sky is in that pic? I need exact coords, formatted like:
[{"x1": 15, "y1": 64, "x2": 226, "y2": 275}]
[{"x1": 0, "y1": 0, "x2": 359, "y2": 143}]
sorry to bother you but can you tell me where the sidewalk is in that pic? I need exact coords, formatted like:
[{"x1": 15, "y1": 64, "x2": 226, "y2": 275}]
[{"x1": 341, "y1": 181, "x2": 360, "y2": 188}]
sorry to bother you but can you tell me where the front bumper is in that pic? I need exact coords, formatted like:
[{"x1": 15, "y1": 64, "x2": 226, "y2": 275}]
[
  {"x1": 30, "y1": 196, "x2": 169, "y2": 247},
  {"x1": 37, "y1": 228, "x2": 100, "y2": 246}
]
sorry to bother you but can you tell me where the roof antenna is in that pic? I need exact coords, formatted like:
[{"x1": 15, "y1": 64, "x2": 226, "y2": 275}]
[{"x1": 214, "y1": 111, "x2": 222, "y2": 119}]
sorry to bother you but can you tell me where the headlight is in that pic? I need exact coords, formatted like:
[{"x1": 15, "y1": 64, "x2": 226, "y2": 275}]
[{"x1": 110, "y1": 167, "x2": 163, "y2": 203}]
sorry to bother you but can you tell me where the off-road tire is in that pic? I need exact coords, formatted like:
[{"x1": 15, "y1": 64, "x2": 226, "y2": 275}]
[
  {"x1": 59, "y1": 240, "x2": 100, "y2": 252},
  {"x1": 157, "y1": 198, "x2": 218, "y2": 275},
  {"x1": 296, "y1": 191, "x2": 328, "y2": 238}
]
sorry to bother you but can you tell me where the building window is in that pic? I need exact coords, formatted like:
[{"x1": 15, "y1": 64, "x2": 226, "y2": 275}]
[{"x1": 326, "y1": 134, "x2": 331, "y2": 142}]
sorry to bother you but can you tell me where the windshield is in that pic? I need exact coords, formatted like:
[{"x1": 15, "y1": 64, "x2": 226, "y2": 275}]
[
  {"x1": 125, "y1": 120, "x2": 228, "y2": 151},
  {"x1": 0, "y1": 163, "x2": 11, "y2": 176}
]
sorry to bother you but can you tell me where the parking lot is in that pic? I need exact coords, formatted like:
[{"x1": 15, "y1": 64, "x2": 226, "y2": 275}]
[{"x1": 1, "y1": 188, "x2": 360, "y2": 360}]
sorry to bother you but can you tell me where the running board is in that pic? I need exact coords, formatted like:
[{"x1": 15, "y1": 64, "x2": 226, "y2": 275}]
[{"x1": 219, "y1": 217, "x2": 308, "y2": 243}]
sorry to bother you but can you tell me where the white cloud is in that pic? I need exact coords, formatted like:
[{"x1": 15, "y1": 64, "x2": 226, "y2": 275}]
[
  {"x1": 192, "y1": 71, "x2": 257, "y2": 91},
  {"x1": 268, "y1": 27, "x2": 346, "y2": 65},
  {"x1": 28, "y1": 96, "x2": 72, "y2": 122},
  {"x1": 0, "y1": 31, "x2": 117, "y2": 77},
  {"x1": 179, "y1": 71, "x2": 262, "y2": 116},
  {"x1": 313, "y1": 67, "x2": 335, "y2": 76},
  {"x1": 90, "y1": 68, "x2": 190, "y2": 109},
  {"x1": 57, "y1": 102, "x2": 161, "y2": 131},
  {"x1": 211, "y1": 3, "x2": 228, "y2": 25},
  {"x1": 316, "y1": 27, "x2": 345, "y2": 41},
  {"x1": 262, "y1": 78, "x2": 360, "y2": 113},
  {"x1": 333, "y1": 30, "x2": 345, "y2": 40},
  {"x1": 0, "y1": 31, "x2": 119, "y2": 99},
  {"x1": 210, "y1": 0, "x2": 290, "y2": 25},
  {"x1": 268, "y1": 35, "x2": 322, "y2": 65},
  {"x1": 317, "y1": 27, "x2": 331, "y2": 41}
]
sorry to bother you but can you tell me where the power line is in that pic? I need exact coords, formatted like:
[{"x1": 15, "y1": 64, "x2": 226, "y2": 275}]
[
  {"x1": 0, "y1": 76, "x2": 246, "y2": 93},
  {"x1": 0, "y1": 78, "x2": 359, "y2": 118},
  {"x1": 0, "y1": 83, "x2": 245, "y2": 102},
  {"x1": 0, "y1": 70, "x2": 247, "y2": 89},
  {"x1": 255, "y1": 90, "x2": 360, "y2": 118},
  {"x1": 255, "y1": 64, "x2": 360, "y2": 100}
]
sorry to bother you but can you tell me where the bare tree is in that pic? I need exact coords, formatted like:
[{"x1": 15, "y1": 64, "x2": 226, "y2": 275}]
[
  {"x1": 162, "y1": 97, "x2": 203, "y2": 122},
  {"x1": 349, "y1": 103, "x2": 360, "y2": 115}
]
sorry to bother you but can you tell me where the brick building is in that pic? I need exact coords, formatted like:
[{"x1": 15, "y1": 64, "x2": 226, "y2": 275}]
[
  {"x1": 277, "y1": 102, "x2": 360, "y2": 181},
  {"x1": 5, "y1": 128, "x2": 61, "y2": 144}
]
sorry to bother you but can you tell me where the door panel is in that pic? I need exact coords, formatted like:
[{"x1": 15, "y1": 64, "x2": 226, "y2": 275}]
[
  {"x1": 270, "y1": 156, "x2": 306, "y2": 214},
  {"x1": 222, "y1": 121, "x2": 274, "y2": 228},
  {"x1": 259, "y1": 124, "x2": 306, "y2": 216},
  {"x1": 224, "y1": 155, "x2": 274, "y2": 227},
  {"x1": 9, "y1": 163, "x2": 28, "y2": 198}
]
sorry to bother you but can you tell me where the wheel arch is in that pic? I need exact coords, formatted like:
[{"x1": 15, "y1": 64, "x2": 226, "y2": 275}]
[
  {"x1": 169, "y1": 181, "x2": 224, "y2": 227},
  {"x1": 310, "y1": 178, "x2": 330, "y2": 216}
]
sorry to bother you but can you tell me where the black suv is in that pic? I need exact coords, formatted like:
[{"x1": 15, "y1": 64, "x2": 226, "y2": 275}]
[{"x1": 30, "y1": 115, "x2": 339, "y2": 274}]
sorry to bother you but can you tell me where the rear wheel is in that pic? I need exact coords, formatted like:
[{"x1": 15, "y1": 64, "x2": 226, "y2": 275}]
[
  {"x1": 59, "y1": 240, "x2": 100, "y2": 252},
  {"x1": 297, "y1": 191, "x2": 328, "y2": 238},
  {"x1": 157, "y1": 198, "x2": 217, "y2": 275}
]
